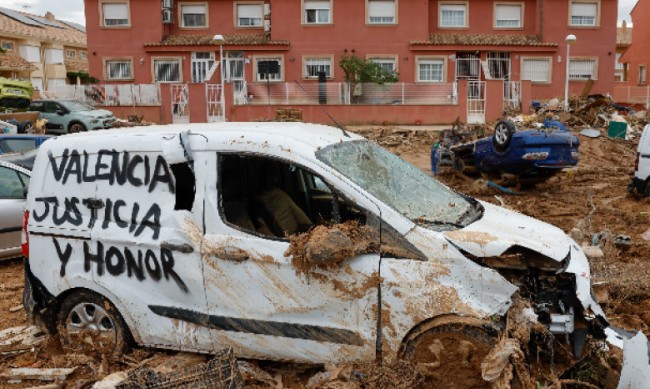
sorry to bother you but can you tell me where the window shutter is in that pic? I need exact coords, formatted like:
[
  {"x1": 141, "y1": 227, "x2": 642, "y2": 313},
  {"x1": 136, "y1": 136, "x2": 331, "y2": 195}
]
[
  {"x1": 182, "y1": 5, "x2": 206, "y2": 14},
  {"x1": 496, "y1": 5, "x2": 520, "y2": 20},
  {"x1": 441, "y1": 4, "x2": 465, "y2": 12},
  {"x1": 304, "y1": 0, "x2": 330, "y2": 10},
  {"x1": 103, "y1": 3, "x2": 128, "y2": 19},
  {"x1": 571, "y1": 2, "x2": 596, "y2": 17},
  {"x1": 522, "y1": 59, "x2": 550, "y2": 82},
  {"x1": 238, "y1": 4, "x2": 262, "y2": 18},
  {"x1": 368, "y1": 0, "x2": 395, "y2": 17}
]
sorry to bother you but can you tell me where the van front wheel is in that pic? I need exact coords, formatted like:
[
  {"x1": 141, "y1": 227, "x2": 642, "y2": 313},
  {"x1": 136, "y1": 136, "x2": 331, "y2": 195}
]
[{"x1": 57, "y1": 291, "x2": 130, "y2": 357}]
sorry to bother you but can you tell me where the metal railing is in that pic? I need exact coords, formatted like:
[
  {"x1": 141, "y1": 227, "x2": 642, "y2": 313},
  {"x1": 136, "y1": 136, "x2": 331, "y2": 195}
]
[
  {"x1": 235, "y1": 82, "x2": 457, "y2": 106},
  {"x1": 44, "y1": 84, "x2": 162, "y2": 106},
  {"x1": 612, "y1": 84, "x2": 650, "y2": 108},
  {"x1": 504, "y1": 81, "x2": 521, "y2": 111}
]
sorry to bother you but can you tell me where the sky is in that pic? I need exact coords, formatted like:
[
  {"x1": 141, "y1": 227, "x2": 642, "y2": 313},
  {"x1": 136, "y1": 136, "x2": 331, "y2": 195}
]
[{"x1": 0, "y1": 0, "x2": 640, "y2": 26}]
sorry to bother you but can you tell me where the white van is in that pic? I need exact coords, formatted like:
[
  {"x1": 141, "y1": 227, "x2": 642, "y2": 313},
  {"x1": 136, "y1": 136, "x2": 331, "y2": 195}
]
[
  {"x1": 21, "y1": 123, "x2": 647, "y2": 385},
  {"x1": 629, "y1": 124, "x2": 650, "y2": 197}
]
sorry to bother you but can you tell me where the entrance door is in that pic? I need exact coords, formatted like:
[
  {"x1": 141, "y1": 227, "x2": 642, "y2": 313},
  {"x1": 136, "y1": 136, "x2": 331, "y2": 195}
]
[
  {"x1": 191, "y1": 52, "x2": 215, "y2": 83},
  {"x1": 200, "y1": 151, "x2": 381, "y2": 363},
  {"x1": 224, "y1": 52, "x2": 245, "y2": 103}
]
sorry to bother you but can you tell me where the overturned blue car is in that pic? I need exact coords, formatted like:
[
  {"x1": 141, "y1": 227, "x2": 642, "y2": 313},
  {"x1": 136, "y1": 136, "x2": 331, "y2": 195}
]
[{"x1": 432, "y1": 120, "x2": 579, "y2": 185}]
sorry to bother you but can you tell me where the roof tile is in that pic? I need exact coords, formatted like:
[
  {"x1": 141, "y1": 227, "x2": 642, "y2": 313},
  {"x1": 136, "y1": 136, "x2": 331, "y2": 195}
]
[
  {"x1": 0, "y1": 9, "x2": 86, "y2": 46},
  {"x1": 0, "y1": 51, "x2": 36, "y2": 70},
  {"x1": 412, "y1": 33, "x2": 558, "y2": 47},
  {"x1": 144, "y1": 33, "x2": 289, "y2": 47}
]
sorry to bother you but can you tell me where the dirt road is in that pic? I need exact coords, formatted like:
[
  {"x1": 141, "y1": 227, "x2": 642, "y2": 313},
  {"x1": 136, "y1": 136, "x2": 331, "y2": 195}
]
[{"x1": 1, "y1": 127, "x2": 648, "y2": 388}]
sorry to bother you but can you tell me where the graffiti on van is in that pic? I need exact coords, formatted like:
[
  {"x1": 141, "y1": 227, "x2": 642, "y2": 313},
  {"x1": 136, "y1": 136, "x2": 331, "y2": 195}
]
[
  {"x1": 53, "y1": 237, "x2": 189, "y2": 293},
  {"x1": 47, "y1": 149, "x2": 175, "y2": 193},
  {"x1": 32, "y1": 196, "x2": 162, "y2": 240}
]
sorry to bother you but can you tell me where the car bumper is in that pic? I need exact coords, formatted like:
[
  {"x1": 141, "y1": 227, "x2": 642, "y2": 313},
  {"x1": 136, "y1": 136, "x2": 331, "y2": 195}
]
[{"x1": 22, "y1": 260, "x2": 56, "y2": 334}]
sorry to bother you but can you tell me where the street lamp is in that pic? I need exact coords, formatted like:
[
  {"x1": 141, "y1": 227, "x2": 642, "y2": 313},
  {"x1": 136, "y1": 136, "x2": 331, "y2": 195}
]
[
  {"x1": 213, "y1": 34, "x2": 226, "y2": 121},
  {"x1": 564, "y1": 34, "x2": 577, "y2": 111}
]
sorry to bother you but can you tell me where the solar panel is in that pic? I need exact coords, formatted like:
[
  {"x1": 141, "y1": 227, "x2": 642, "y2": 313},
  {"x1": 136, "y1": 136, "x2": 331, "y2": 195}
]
[
  {"x1": 26, "y1": 15, "x2": 64, "y2": 29},
  {"x1": 59, "y1": 20, "x2": 86, "y2": 33},
  {"x1": 0, "y1": 7, "x2": 44, "y2": 27}
]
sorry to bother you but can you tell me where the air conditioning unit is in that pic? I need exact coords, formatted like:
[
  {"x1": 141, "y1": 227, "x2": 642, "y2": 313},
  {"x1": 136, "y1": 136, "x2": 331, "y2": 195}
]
[
  {"x1": 264, "y1": 19, "x2": 270, "y2": 32},
  {"x1": 264, "y1": 3, "x2": 271, "y2": 17},
  {"x1": 162, "y1": 0, "x2": 173, "y2": 9},
  {"x1": 162, "y1": 8, "x2": 173, "y2": 23}
]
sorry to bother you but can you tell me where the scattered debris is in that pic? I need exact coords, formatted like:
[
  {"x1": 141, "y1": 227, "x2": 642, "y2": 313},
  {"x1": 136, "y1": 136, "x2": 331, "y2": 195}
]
[
  {"x1": 580, "y1": 128, "x2": 601, "y2": 138},
  {"x1": 8, "y1": 305, "x2": 22, "y2": 313},
  {"x1": 0, "y1": 326, "x2": 45, "y2": 355},
  {"x1": 0, "y1": 367, "x2": 76, "y2": 382}
]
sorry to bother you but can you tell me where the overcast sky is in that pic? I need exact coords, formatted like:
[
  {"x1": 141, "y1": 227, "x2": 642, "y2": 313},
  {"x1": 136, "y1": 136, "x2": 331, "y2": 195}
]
[{"x1": 0, "y1": 0, "x2": 640, "y2": 26}]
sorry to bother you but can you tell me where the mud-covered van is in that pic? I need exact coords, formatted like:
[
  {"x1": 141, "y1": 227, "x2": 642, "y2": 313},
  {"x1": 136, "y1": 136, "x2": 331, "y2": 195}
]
[
  {"x1": 629, "y1": 124, "x2": 650, "y2": 197},
  {"x1": 22, "y1": 123, "x2": 649, "y2": 386}
]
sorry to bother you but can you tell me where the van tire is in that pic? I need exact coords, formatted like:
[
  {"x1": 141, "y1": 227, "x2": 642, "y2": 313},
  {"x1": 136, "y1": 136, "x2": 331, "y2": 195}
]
[
  {"x1": 68, "y1": 122, "x2": 86, "y2": 133},
  {"x1": 57, "y1": 290, "x2": 131, "y2": 358}
]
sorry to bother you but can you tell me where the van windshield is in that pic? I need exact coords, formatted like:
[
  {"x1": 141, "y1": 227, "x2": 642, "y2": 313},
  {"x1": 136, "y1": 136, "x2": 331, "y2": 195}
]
[{"x1": 316, "y1": 140, "x2": 479, "y2": 229}]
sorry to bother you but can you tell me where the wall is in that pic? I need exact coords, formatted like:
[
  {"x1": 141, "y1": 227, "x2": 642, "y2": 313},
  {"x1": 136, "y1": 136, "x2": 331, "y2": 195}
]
[
  {"x1": 98, "y1": 105, "x2": 164, "y2": 124},
  {"x1": 621, "y1": 0, "x2": 650, "y2": 85}
]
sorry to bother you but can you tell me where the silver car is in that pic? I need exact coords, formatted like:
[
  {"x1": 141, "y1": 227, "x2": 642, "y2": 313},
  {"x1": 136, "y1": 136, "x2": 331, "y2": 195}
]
[{"x1": 0, "y1": 160, "x2": 30, "y2": 261}]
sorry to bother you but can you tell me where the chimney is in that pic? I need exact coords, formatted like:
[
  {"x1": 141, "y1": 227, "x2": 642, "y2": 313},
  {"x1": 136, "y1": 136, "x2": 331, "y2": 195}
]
[
  {"x1": 45, "y1": 12, "x2": 55, "y2": 21},
  {"x1": 621, "y1": 20, "x2": 627, "y2": 33}
]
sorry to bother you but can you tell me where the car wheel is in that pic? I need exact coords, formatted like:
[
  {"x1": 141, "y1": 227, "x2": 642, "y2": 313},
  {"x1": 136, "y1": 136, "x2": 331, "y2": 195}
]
[
  {"x1": 69, "y1": 122, "x2": 87, "y2": 133},
  {"x1": 57, "y1": 290, "x2": 130, "y2": 357},
  {"x1": 492, "y1": 120, "x2": 516, "y2": 153},
  {"x1": 401, "y1": 319, "x2": 495, "y2": 388}
]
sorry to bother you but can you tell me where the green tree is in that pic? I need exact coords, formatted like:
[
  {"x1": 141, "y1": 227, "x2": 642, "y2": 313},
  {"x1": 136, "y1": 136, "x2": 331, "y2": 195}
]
[{"x1": 339, "y1": 54, "x2": 398, "y2": 84}]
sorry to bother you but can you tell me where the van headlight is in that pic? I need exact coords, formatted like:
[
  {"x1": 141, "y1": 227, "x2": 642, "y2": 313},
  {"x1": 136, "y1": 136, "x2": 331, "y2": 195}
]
[{"x1": 522, "y1": 152, "x2": 549, "y2": 160}]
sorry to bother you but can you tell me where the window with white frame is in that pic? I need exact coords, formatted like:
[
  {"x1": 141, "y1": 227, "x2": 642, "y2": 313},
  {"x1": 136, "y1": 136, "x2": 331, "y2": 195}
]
[
  {"x1": 369, "y1": 57, "x2": 397, "y2": 74},
  {"x1": 102, "y1": 2, "x2": 129, "y2": 26},
  {"x1": 304, "y1": 0, "x2": 331, "y2": 24},
  {"x1": 106, "y1": 59, "x2": 133, "y2": 80},
  {"x1": 19, "y1": 45, "x2": 40, "y2": 63},
  {"x1": 522, "y1": 58, "x2": 551, "y2": 82},
  {"x1": 640, "y1": 65, "x2": 647, "y2": 85},
  {"x1": 569, "y1": 58, "x2": 596, "y2": 80},
  {"x1": 487, "y1": 52, "x2": 510, "y2": 79},
  {"x1": 305, "y1": 57, "x2": 332, "y2": 78},
  {"x1": 66, "y1": 49, "x2": 76, "y2": 58},
  {"x1": 181, "y1": 3, "x2": 207, "y2": 27},
  {"x1": 255, "y1": 57, "x2": 282, "y2": 81},
  {"x1": 44, "y1": 49, "x2": 64, "y2": 64},
  {"x1": 570, "y1": 1, "x2": 597, "y2": 26},
  {"x1": 237, "y1": 3, "x2": 263, "y2": 26},
  {"x1": 417, "y1": 58, "x2": 444, "y2": 82},
  {"x1": 439, "y1": 3, "x2": 467, "y2": 27},
  {"x1": 1, "y1": 41, "x2": 14, "y2": 51},
  {"x1": 80, "y1": 51, "x2": 88, "y2": 59},
  {"x1": 368, "y1": 0, "x2": 396, "y2": 24},
  {"x1": 154, "y1": 59, "x2": 181, "y2": 82},
  {"x1": 495, "y1": 3, "x2": 522, "y2": 28}
]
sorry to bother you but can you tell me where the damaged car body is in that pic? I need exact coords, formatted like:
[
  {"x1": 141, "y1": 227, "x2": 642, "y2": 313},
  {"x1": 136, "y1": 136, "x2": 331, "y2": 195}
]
[{"x1": 21, "y1": 122, "x2": 649, "y2": 385}]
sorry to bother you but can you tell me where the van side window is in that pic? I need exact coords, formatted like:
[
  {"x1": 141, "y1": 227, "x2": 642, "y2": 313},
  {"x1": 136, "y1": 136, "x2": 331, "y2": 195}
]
[
  {"x1": 0, "y1": 166, "x2": 28, "y2": 198},
  {"x1": 171, "y1": 163, "x2": 195, "y2": 211},
  {"x1": 218, "y1": 154, "x2": 366, "y2": 238}
]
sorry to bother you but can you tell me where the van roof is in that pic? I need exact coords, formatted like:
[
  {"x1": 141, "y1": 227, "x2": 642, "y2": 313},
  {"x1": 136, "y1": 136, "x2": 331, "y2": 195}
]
[{"x1": 40, "y1": 122, "x2": 364, "y2": 154}]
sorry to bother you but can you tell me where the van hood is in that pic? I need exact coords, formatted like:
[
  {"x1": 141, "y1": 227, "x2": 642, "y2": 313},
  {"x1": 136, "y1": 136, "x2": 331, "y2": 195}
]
[{"x1": 443, "y1": 201, "x2": 570, "y2": 262}]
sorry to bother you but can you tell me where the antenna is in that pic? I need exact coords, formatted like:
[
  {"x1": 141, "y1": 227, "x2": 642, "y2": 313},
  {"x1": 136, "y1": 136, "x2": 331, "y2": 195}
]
[{"x1": 293, "y1": 80, "x2": 350, "y2": 138}]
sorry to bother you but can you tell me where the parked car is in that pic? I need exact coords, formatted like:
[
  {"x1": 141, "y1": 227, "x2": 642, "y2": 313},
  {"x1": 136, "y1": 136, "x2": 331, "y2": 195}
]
[
  {"x1": 0, "y1": 77, "x2": 33, "y2": 110},
  {"x1": 0, "y1": 160, "x2": 30, "y2": 261},
  {"x1": 29, "y1": 99, "x2": 116, "y2": 134},
  {"x1": 0, "y1": 134, "x2": 52, "y2": 154},
  {"x1": 628, "y1": 124, "x2": 650, "y2": 197},
  {"x1": 0, "y1": 148, "x2": 38, "y2": 171},
  {"x1": 432, "y1": 120, "x2": 580, "y2": 185},
  {"x1": 22, "y1": 123, "x2": 647, "y2": 385}
]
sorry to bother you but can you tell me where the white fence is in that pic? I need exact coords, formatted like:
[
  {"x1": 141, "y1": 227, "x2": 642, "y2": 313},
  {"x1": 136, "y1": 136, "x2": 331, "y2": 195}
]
[
  {"x1": 44, "y1": 84, "x2": 161, "y2": 106},
  {"x1": 612, "y1": 85, "x2": 650, "y2": 108},
  {"x1": 236, "y1": 82, "x2": 458, "y2": 106}
]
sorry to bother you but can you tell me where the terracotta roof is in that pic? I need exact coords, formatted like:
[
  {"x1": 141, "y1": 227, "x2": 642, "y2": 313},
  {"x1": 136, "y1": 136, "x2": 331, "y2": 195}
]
[
  {"x1": 412, "y1": 33, "x2": 558, "y2": 47},
  {"x1": 0, "y1": 51, "x2": 36, "y2": 70},
  {"x1": 144, "y1": 34, "x2": 289, "y2": 47},
  {"x1": 64, "y1": 59, "x2": 89, "y2": 72},
  {"x1": 0, "y1": 9, "x2": 86, "y2": 46},
  {"x1": 617, "y1": 27, "x2": 632, "y2": 47}
]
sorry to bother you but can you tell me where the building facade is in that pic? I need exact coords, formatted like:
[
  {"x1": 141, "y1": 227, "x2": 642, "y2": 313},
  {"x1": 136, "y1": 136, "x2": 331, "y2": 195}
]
[
  {"x1": 85, "y1": 0, "x2": 618, "y2": 123},
  {"x1": 0, "y1": 8, "x2": 88, "y2": 92},
  {"x1": 620, "y1": 0, "x2": 648, "y2": 87}
]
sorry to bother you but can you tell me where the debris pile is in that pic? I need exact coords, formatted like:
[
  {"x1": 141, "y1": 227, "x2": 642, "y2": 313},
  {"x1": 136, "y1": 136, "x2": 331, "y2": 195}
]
[{"x1": 111, "y1": 115, "x2": 155, "y2": 128}]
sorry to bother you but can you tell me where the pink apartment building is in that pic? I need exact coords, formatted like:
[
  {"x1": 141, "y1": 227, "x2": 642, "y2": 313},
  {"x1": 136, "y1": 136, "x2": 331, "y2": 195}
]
[{"x1": 84, "y1": 0, "x2": 618, "y2": 124}]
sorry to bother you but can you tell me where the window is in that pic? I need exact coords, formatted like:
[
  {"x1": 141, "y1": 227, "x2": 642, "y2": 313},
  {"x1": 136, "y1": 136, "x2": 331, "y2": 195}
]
[
  {"x1": 44, "y1": 49, "x2": 64, "y2": 65},
  {"x1": 522, "y1": 58, "x2": 551, "y2": 83},
  {"x1": 80, "y1": 51, "x2": 88, "y2": 60},
  {"x1": 237, "y1": 3, "x2": 263, "y2": 27},
  {"x1": 101, "y1": 2, "x2": 129, "y2": 26},
  {"x1": 304, "y1": 0, "x2": 331, "y2": 24},
  {"x1": 105, "y1": 59, "x2": 133, "y2": 80},
  {"x1": 0, "y1": 166, "x2": 29, "y2": 199},
  {"x1": 495, "y1": 3, "x2": 522, "y2": 28},
  {"x1": 0, "y1": 139, "x2": 37, "y2": 153},
  {"x1": 66, "y1": 49, "x2": 76, "y2": 58},
  {"x1": 639, "y1": 65, "x2": 647, "y2": 85},
  {"x1": 570, "y1": 1, "x2": 597, "y2": 26},
  {"x1": 191, "y1": 52, "x2": 215, "y2": 82},
  {"x1": 154, "y1": 59, "x2": 181, "y2": 82},
  {"x1": 255, "y1": 57, "x2": 283, "y2": 81},
  {"x1": 417, "y1": 57, "x2": 445, "y2": 82},
  {"x1": 487, "y1": 52, "x2": 510, "y2": 79},
  {"x1": 1, "y1": 41, "x2": 14, "y2": 51},
  {"x1": 367, "y1": 0, "x2": 396, "y2": 24},
  {"x1": 439, "y1": 2, "x2": 467, "y2": 27},
  {"x1": 569, "y1": 58, "x2": 596, "y2": 80},
  {"x1": 369, "y1": 57, "x2": 397, "y2": 74},
  {"x1": 19, "y1": 45, "x2": 40, "y2": 63},
  {"x1": 304, "y1": 57, "x2": 333, "y2": 78},
  {"x1": 180, "y1": 3, "x2": 207, "y2": 27},
  {"x1": 455, "y1": 52, "x2": 480, "y2": 79}
]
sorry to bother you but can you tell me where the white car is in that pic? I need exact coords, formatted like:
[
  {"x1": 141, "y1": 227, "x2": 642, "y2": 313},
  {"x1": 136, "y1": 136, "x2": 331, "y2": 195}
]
[
  {"x1": 21, "y1": 123, "x2": 649, "y2": 386},
  {"x1": 0, "y1": 160, "x2": 30, "y2": 261},
  {"x1": 629, "y1": 124, "x2": 650, "y2": 197}
]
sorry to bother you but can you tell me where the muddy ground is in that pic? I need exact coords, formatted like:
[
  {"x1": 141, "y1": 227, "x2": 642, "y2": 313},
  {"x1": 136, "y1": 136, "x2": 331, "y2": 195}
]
[{"x1": 1, "y1": 125, "x2": 649, "y2": 388}]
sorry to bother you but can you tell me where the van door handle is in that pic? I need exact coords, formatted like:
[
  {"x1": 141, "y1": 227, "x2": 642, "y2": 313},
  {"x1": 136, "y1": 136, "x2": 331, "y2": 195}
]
[
  {"x1": 219, "y1": 246, "x2": 249, "y2": 262},
  {"x1": 161, "y1": 242, "x2": 194, "y2": 254}
]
